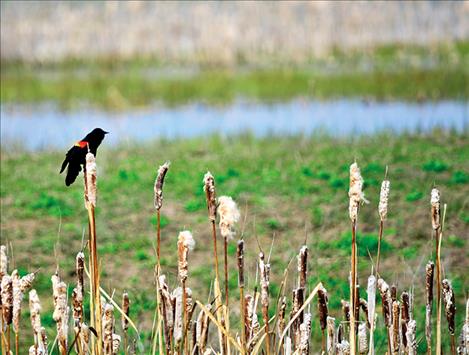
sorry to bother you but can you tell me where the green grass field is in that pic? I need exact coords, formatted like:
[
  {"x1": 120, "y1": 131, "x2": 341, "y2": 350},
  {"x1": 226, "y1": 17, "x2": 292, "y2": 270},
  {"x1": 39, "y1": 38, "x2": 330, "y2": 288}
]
[{"x1": 1, "y1": 131, "x2": 468, "y2": 352}]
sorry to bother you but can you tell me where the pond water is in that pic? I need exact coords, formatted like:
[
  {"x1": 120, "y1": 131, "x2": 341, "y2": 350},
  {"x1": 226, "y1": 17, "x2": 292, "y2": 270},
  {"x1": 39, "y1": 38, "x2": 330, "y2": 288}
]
[{"x1": 1, "y1": 99, "x2": 467, "y2": 151}]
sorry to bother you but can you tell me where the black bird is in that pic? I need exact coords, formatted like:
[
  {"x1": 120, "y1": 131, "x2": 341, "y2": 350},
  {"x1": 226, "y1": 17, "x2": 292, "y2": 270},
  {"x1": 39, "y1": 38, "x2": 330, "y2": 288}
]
[{"x1": 60, "y1": 128, "x2": 108, "y2": 186}]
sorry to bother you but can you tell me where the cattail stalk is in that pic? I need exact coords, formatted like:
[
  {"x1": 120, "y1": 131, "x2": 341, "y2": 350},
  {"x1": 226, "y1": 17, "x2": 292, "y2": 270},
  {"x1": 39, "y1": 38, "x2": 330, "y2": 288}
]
[
  {"x1": 52, "y1": 273, "x2": 69, "y2": 355},
  {"x1": 84, "y1": 151, "x2": 102, "y2": 355},
  {"x1": 259, "y1": 252, "x2": 271, "y2": 355},
  {"x1": 376, "y1": 179, "x2": 390, "y2": 275},
  {"x1": 122, "y1": 292, "x2": 130, "y2": 355},
  {"x1": 431, "y1": 188, "x2": 442, "y2": 355},
  {"x1": 349, "y1": 162, "x2": 365, "y2": 354},
  {"x1": 426, "y1": 261, "x2": 435, "y2": 355},
  {"x1": 442, "y1": 279, "x2": 456, "y2": 355},
  {"x1": 218, "y1": 196, "x2": 240, "y2": 307},
  {"x1": 318, "y1": 285, "x2": 329, "y2": 353},
  {"x1": 237, "y1": 240, "x2": 246, "y2": 351},
  {"x1": 378, "y1": 278, "x2": 392, "y2": 355},
  {"x1": 367, "y1": 274, "x2": 376, "y2": 355}
]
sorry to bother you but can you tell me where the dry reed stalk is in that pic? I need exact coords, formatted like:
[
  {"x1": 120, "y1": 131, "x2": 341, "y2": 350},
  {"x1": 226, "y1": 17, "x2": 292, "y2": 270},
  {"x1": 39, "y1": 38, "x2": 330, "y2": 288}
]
[
  {"x1": 237, "y1": 239, "x2": 246, "y2": 351},
  {"x1": 12, "y1": 269, "x2": 35, "y2": 355},
  {"x1": 425, "y1": 261, "x2": 435, "y2": 355},
  {"x1": 406, "y1": 319, "x2": 417, "y2": 355},
  {"x1": 103, "y1": 303, "x2": 115, "y2": 355},
  {"x1": 158, "y1": 275, "x2": 174, "y2": 354},
  {"x1": 84, "y1": 151, "x2": 102, "y2": 355},
  {"x1": 326, "y1": 316, "x2": 336, "y2": 355},
  {"x1": 195, "y1": 304, "x2": 211, "y2": 354},
  {"x1": 218, "y1": 196, "x2": 240, "y2": 307},
  {"x1": 1, "y1": 274, "x2": 13, "y2": 354},
  {"x1": 401, "y1": 291, "x2": 410, "y2": 351},
  {"x1": 349, "y1": 162, "x2": 366, "y2": 354},
  {"x1": 442, "y1": 279, "x2": 457, "y2": 354},
  {"x1": 366, "y1": 274, "x2": 376, "y2": 355},
  {"x1": 122, "y1": 291, "x2": 130, "y2": 355},
  {"x1": 318, "y1": 285, "x2": 329, "y2": 353},
  {"x1": 259, "y1": 251, "x2": 271, "y2": 355},
  {"x1": 298, "y1": 312, "x2": 311, "y2": 355},
  {"x1": 431, "y1": 188, "x2": 442, "y2": 355},
  {"x1": 391, "y1": 300, "x2": 400, "y2": 354},
  {"x1": 376, "y1": 179, "x2": 390, "y2": 275},
  {"x1": 377, "y1": 278, "x2": 392, "y2": 355},
  {"x1": 358, "y1": 323, "x2": 368, "y2": 354},
  {"x1": 52, "y1": 273, "x2": 69, "y2": 355},
  {"x1": 177, "y1": 230, "x2": 195, "y2": 354}
]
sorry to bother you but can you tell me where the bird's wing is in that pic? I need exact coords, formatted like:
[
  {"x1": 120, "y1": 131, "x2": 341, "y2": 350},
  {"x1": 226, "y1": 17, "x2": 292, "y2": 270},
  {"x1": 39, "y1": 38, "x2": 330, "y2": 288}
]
[
  {"x1": 59, "y1": 146, "x2": 74, "y2": 173},
  {"x1": 60, "y1": 145, "x2": 85, "y2": 186}
]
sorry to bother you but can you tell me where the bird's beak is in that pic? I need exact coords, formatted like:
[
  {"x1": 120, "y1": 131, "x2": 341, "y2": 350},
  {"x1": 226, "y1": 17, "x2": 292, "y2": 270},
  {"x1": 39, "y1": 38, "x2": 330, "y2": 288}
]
[{"x1": 104, "y1": 131, "x2": 109, "y2": 134}]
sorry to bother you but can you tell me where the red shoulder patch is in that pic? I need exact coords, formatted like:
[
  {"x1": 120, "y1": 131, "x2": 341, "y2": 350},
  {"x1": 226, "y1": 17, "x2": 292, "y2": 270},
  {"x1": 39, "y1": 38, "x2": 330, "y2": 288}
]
[{"x1": 74, "y1": 141, "x2": 88, "y2": 148}]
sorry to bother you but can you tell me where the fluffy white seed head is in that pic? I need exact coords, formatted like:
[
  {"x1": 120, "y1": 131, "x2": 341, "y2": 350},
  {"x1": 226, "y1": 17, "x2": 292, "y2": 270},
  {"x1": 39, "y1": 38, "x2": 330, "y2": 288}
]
[
  {"x1": 431, "y1": 188, "x2": 441, "y2": 230},
  {"x1": 349, "y1": 162, "x2": 367, "y2": 222},
  {"x1": 0, "y1": 245, "x2": 7, "y2": 278},
  {"x1": 378, "y1": 180, "x2": 390, "y2": 221},
  {"x1": 203, "y1": 172, "x2": 217, "y2": 221},
  {"x1": 85, "y1": 152, "x2": 97, "y2": 207},
  {"x1": 217, "y1": 196, "x2": 240, "y2": 240}
]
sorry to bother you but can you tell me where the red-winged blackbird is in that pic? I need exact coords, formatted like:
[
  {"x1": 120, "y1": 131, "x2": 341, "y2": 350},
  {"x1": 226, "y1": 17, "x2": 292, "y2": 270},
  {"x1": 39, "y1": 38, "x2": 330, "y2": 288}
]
[{"x1": 60, "y1": 128, "x2": 108, "y2": 186}]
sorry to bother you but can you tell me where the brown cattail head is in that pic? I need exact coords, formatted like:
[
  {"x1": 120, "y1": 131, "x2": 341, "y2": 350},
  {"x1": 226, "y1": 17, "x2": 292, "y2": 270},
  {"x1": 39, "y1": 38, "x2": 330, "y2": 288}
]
[
  {"x1": 318, "y1": 285, "x2": 329, "y2": 331},
  {"x1": 431, "y1": 188, "x2": 441, "y2": 230},
  {"x1": 85, "y1": 152, "x2": 97, "y2": 207},
  {"x1": 378, "y1": 180, "x2": 390, "y2": 221},
  {"x1": 377, "y1": 278, "x2": 392, "y2": 328},
  {"x1": 76, "y1": 252, "x2": 84, "y2": 295},
  {"x1": 122, "y1": 291, "x2": 130, "y2": 332},
  {"x1": 154, "y1": 161, "x2": 170, "y2": 210},
  {"x1": 177, "y1": 230, "x2": 195, "y2": 282},
  {"x1": 237, "y1": 239, "x2": 244, "y2": 287},
  {"x1": 442, "y1": 279, "x2": 456, "y2": 335},
  {"x1": 203, "y1": 172, "x2": 217, "y2": 221},
  {"x1": 103, "y1": 303, "x2": 115, "y2": 355},
  {"x1": 217, "y1": 196, "x2": 240, "y2": 240},
  {"x1": 390, "y1": 284, "x2": 397, "y2": 302},
  {"x1": 401, "y1": 291, "x2": 410, "y2": 348},
  {"x1": 426, "y1": 261, "x2": 434, "y2": 305},
  {"x1": 392, "y1": 300, "x2": 400, "y2": 353},
  {"x1": 72, "y1": 252, "x2": 85, "y2": 327},
  {"x1": 1, "y1": 274, "x2": 13, "y2": 324},
  {"x1": 298, "y1": 245, "x2": 308, "y2": 290},
  {"x1": 349, "y1": 162, "x2": 366, "y2": 222},
  {"x1": 259, "y1": 252, "x2": 270, "y2": 309},
  {"x1": 359, "y1": 298, "x2": 370, "y2": 328}
]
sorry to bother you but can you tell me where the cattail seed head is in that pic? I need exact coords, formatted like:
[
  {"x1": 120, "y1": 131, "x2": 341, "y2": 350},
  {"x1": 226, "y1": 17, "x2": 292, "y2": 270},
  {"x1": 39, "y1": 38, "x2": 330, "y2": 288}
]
[
  {"x1": 203, "y1": 172, "x2": 217, "y2": 221},
  {"x1": 318, "y1": 285, "x2": 329, "y2": 331},
  {"x1": 13, "y1": 269, "x2": 34, "y2": 332},
  {"x1": 431, "y1": 188, "x2": 441, "y2": 230},
  {"x1": 358, "y1": 322, "x2": 368, "y2": 354},
  {"x1": 277, "y1": 296, "x2": 287, "y2": 336},
  {"x1": 1, "y1": 274, "x2": 13, "y2": 324},
  {"x1": 378, "y1": 180, "x2": 390, "y2": 221},
  {"x1": 122, "y1": 291, "x2": 130, "y2": 331},
  {"x1": 359, "y1": 298, "x2": 369, "y2": 328},
  {"x1": 173, "y1": 286, "x2": 193, "y2": 343},
  {"x1": 349, "y1": 162, "x2": 366, "y2": 222},
  {"x1": 298, "y1": 245, "x2": 308, "y2": 290},
  {"x1": 392, "y1": 300, "x2": 400, "y2": 353},
  {"x1": 259, "y1": 252, "x2": 270, "y2": 309},
  {"x1": 401, "y1": 291, "x2": 410, "y2": 349},
  {"x1": 442, "y1": 279, "x2": 456, "y2": 335},
  {"x1": 0, "y1": 245, "x2": 7, "y2": 279},
  {"x1": 217, "y1": 196, "x2": 240, "y2": 240},
  {"x1": 367, "y1": 274, "x2": 376, "y2": 329},
  {"x1": 377, "y1": 278, "x2": 392, "y2": 328},
  {"x1": 112, "y1": 334, "x2": 121, "y2": 354},
  {"x1": 29, "y1": 289, "x2": 42, "y2": 335},
  {"x1": 177, "y1": 230, "x2": 195, "y2": 282},
  {"x1": 337, "y1": 340, "x2": 350, "y2": 355},
  {"x1": 237, "y1": 239, "x2": 244, "y2": 287},
  {"x1": 425, "y1": 261, "x2": 434, "y2": 346},
  {"x1": 103, "y1": 303, "x2": 115, "y2": 355},
  {"x1": 52, "y1": 273, "x2": 69, "y2": 354},
  {"x1": 298, "y1": 312, "x2": 312, "y2": 355},
  {"x1": 406, "y1": 319, "x2": 417, "y2": 355},
  {"x1": 154, "y1": 161, "x2": 170, "y2": 210},
  {"x1": 85, "y1": 152, "x2": 97, "y2": 207},
  {"x1": 245, "y1": 294, "x2": 259, "y2": 345},
  {"x1": 326, "y1": 316, "x2": 336, "y2": 354},
  {"x1": 341, "y1": 299, "x2": 350, "y2": 323}
]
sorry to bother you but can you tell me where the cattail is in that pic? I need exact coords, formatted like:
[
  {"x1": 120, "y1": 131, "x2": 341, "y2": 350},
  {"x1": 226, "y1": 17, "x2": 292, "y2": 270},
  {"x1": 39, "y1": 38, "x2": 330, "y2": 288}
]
[
  {"x1": 298, "y1": 312, "x2": 311, "y2": 355},
  {"x1": 401, "y1": 292, "x2": 410, "y2": 349},
  {"x1": 426, "y1": 261, "x2": 435, "y2": 352},
  {"x1": 459, "y1": 299, "x2": 469, "y2": 354},
  {"x1": 237, "y1": 240, "x2": 245, "y2": 288},
  {"x1": 378, "y1": 180, "x2": 390, "y2": 221},
  {"x1": 390, "y1": 284, "x2": 397, "y2": 303},
  {"x1": 103, "y1": 303, "x2": 115, "y2": 355},
  {"x1": 337, "y1": 323, "x2": 344, "y2": 344},
  {"x1": 358, "y1": 323, "x2": 368, "y2": 354},
  {"x1": 326, "y1": 316, "x2": 336, "y2": 354},
  {"x1": 259, "y1": 251, "x2": 271, "y2": 353},
  {"x1": 0, "y1": 244, "x2": 7, "y2": 280},
  {"x1": 431, "y1": 188, "x2": 441, "y2": 230},
  {"x1": 359, "y1": 299, "x2": 369, "y2": 328},
  {"x1": 29, "y1": 289, "x2": 42, "y2": 337},
  {"x1": 406, "y1": 319, "x2": 417, "y2": 355},
  {"x1": 195, "y1": 304, "x2": 211, "y2": 353},
  {"x1": 349, "y1": 162, "x2": 366, "y2": 222},
  {"x1": 245, "y1": 294, "x2": 259, "y2": 348},
  {"x1": 159, "y1": 275, "x2": 174, "y2": 353},
  {"x1": 277, "y1": 296, "x2": 287, "y2": 336},
  {"x1": 217, "y1": 196, "x2": 240, "y2": 240},
  {"x1": 12, "y1": 270, "x2": 23, "y2": 333},
  {"x1": 52, "y1": 273, "x2": 69, "y2": 354},
  {"x1": 341, "y1": 299, "x2": 351, "y2": 324},
  {"x1": 318, "y1": 285, "x2": 329, "y2": 331},
  {"x1": 1, "y1": 274, "x2": 13, "y2": 324},
  {"x1": 85, "y1": 152, "x2": 97, "y2": 207},
  {"x1": 154, "y1": 161, "x2": 170, "y2": 210},
  {"x1": 80, "y1": 323, "x2": 90, "y2": 354},
  {"x1": 122, "y1": 291, "x2": 130, "y2": 331},
  {"x1": 442, "y1": 279, "x2": 456, "y2": 335},
  {"x1": 378, "y1": 278, "x2": 392, "y2": 327},
  {"x1": 367, "y1": 274, "x2": 376, "y2": 354},
  {"x1": 337, "y1": 340, "x2": 350, "y2": 355},
  {"x1": 72, "y1": 252, "x2": 84, "y2": 328},
  {"x1": 392, "y1": 300, "x2": 400, "y2": 354},
  {"x1": 203, "y1": 172, "x2": 217, "y2": 222},
  {"x1": 112, "y1": 334, "x2": 121, "y2": 355},
  {"x1": 293, "y1": 288, "x2": 305, "y2": 347},
  {"x1": 298, "y1": 246, "x2": 308, "y2": 290},
  {"x1": 177, "y1": 231, "x2": 195, "y2": 282},
  {"x1": 173, "y1": 286, "x2": 193, "y2": 344}
]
